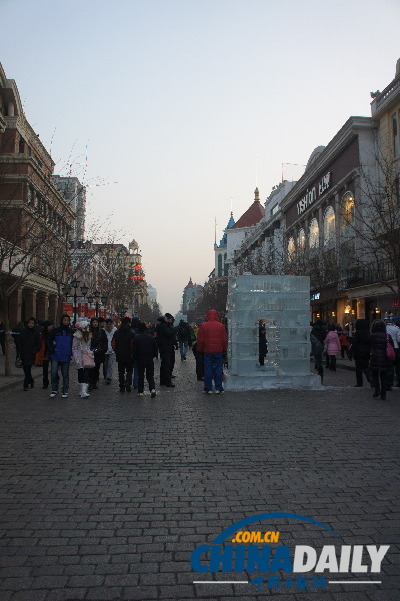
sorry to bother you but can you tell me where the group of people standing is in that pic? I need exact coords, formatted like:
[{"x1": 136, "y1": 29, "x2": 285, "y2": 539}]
[
  {"x1": 13, "y1": 307, "x2": 228, "y2": 397},
  {"x1": 311, "y1": 317, "x2": 400, "y2": 399}
]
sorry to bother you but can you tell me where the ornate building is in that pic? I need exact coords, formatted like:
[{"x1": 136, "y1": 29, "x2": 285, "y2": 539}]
[{"x1": 0, "y1": 62, "x2": 75, "y2": 326}]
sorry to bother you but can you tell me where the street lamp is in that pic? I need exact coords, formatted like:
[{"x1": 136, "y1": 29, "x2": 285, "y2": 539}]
[
  {"x1": 70, "y1": 279, "x2": 80, "y2": 325},
  {"x1": 91, "y1": 289, "x2": 100, "y2": 318},
  {"x1": 101, "y1": 295, "x2": 108, "y2": 318}
]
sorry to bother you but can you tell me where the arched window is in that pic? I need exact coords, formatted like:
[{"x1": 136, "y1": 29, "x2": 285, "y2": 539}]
[
  {"x1": 309, "y1": 218, "x2": 319, "y2": 248},
  {"x1": 298, "y1": 228, "x2": 306, "y2": 250},
  {"x1": 323, "y1": 206, "x2": 335, "y2": 245},
  {"x1": 341, "y1": 191, "x2": 355, "y2": 227},
  {"x1": 287, "y1": 237, "x2": 295, "y2": 261}
]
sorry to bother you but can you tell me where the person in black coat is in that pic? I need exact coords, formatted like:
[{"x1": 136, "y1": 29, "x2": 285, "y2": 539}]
[
  {"x1": 156, "y1": 314, "x2": 176, "y2": 387},
  {"x1": 351, "y1": 319, "x2": 371, "y2": 387},
  {"x1": 89, "y1": 317, "x2": 108, "y2": 390},
  {"x1": 19, "y1": 317, "x2": 41, "y2": 391},
  {"x1": 135, "y1": 322, "x2": 158, "y2": 397},
  {"x1": 370, "y1": 319, "x2": 394, "y2": 400},
  {"x1": 258, "y1": 320, "x2": 268, "y2": 365},
  {"x1": 112, "y1": 317, "x2": 136, "y2": 392}
]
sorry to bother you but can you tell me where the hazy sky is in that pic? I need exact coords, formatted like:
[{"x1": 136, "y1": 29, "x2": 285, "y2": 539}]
[{"x1": 1, "y1": 0, "x2": 399, "y2": 313}]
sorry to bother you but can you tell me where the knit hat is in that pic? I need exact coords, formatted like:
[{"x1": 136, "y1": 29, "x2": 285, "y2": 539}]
[{"x1": 77, "y1": 320, "x2": 90, "y2": 330}]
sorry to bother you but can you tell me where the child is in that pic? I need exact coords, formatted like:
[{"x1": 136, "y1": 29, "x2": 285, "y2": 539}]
[
  {"x1": 135, "y1": 322, "x2": 158, "y2": 397},
  {"x1": 324, "y1": 325, "x2": 341, "y2": 371}
]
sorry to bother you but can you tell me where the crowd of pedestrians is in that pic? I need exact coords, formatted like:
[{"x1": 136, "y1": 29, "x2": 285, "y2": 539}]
[
  {"x1": 310, "y1": 317, "x2": 400, "y2": 399},
  {"x1": 8, "y1": 308, "x2": 229, "y2": 397}
]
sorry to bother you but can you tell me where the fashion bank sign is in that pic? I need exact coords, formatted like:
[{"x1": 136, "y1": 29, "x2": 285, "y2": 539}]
[
  {"x1": 191, "y1": 512, "x2": 390, "y2": 594},
  {"x1": 296, "y1": 172, "x2": 332, "y2": 216}
]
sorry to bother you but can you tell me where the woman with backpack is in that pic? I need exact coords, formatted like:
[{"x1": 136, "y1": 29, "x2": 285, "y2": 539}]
[{"x1": 72, "y1": 320, "x2": 94, "y2": 398}]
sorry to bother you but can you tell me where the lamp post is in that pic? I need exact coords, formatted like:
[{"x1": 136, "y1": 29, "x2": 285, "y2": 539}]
[
  {"x1": 87, "y1": 295, "x2": 94, "y2": 316},
  {"x1": 101, "y1": 295, "x2": 108, "y2": 318},
  {"x1": 70, "y1": 279, "x2": 80, "y2": 325},
  {"x1": 92, "y1": 289, "x2": 100, "y2": 318}
]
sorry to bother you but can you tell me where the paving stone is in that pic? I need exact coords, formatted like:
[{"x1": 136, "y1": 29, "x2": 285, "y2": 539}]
[{"x1": 0, "y1": 357, "x2": 398, "y2": 600}]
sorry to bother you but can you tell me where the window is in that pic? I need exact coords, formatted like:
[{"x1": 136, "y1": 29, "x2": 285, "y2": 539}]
[
  {"x1": 18, "y1": 136, "x2": 25, "y2": 153},
  {"x1": 218, "y1": 254, "x2": 223, "y2": 276},
  {"x1": 287, "y1": 237, "x2": 295, "y2": 261},
  {"x1": 341, "y1": 191, "x2": 355, "y2": 227},
  {"x1": 323, "y1": 206, "x2": 335, "y2": 245},
  {"x1": 393, "y1": 113, "x2": 399, "y2": 158},
  {"x1": 309, "y1": 218, "x2": 319, "y2": 248},
  {"x1": 298, "y1": 228, "x2": 306, "y2": 250}
]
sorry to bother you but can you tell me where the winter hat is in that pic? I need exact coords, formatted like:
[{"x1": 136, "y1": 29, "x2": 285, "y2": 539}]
[
  {"x1": 77, "y1": 320, "x2": 90, "y2": 330},
  {"x1": 165, "y1": 313, "x2": 174, "y2": 319}
]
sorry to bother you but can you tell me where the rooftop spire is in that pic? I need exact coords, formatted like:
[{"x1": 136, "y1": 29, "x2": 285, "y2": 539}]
[{"x1": 254, "y1": 187, "x2": 260, "y2": 202}]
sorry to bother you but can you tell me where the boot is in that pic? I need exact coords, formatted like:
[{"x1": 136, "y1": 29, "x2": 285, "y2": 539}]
[
  {"x1": 317, "y1": 365, "x2": 324, "y2": 384},
  {"x1": 82, "y1": 383, "x2": 90, "y2": 398},
  {"x1": 373, "y1": 388, "x2": 380, "y2": 398},
  {"x1": 381, "y1": 391, "x2": 386, "y2": 400}
]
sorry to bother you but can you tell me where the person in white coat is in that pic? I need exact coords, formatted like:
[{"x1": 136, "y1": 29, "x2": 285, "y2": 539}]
[{"x1": 72, "y1": 321, "x2": 94, "y2": 398}]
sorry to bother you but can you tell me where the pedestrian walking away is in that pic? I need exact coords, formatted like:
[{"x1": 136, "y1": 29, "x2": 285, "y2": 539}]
[
  {"x1": 112, "y1": 316, "x2": 136, "y2": 393},
  {"x1": 34, "y1": 319, "x2": 53, "y2": 389},
  {"x1": 72, "y1": 320, "x2": 94, "y2": 398},
  {"x1": 324, "y1": 325, "x2": 341, "y2": 371},
  {"x1": 350, "y1": 319, "x2": 371, "y2": 387},
  {"x1": 48, "y1": 314, "x2": 74, "y2": 398},
  {"x1": 196, "y1": 309, "x2": 228, "y2": 394},
  {"x1": 104, "y1": 318, "x2": 117, "y2": 384},
  {"x1": 156, "y1": 313, "x2": 176, "y2": 387},
  {"x1": 135, "y1": 321, "x2": 158, "y2": 397},
  {"x1": 370, "y1": 319, "x2": 395, "y2": 400},
  {"x1": 19, "y1": 317, "x2": 41, "y2": 391},
  {"x1": 177, "y1": 319, "x2": 192, "y2": 361}
]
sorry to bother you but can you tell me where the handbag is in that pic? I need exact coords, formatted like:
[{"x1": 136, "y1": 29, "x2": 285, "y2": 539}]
[
  {"x1": 386, "y1": 335, "x2": 395, "y2": 362},
  {"x1": 15, "y1": 356, "x2": 22, "y2": 368},
  {"x1": 81, "y1": 347, "x2": 95, "y2": 368}
]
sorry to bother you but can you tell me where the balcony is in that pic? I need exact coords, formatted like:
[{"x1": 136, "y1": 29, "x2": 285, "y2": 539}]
[
  {"x1": 340, "y1": 264, "x2": 397, "y2": 289},
  {"x1": 371, "y1": 73, "x2": 400, "y2": 117}
]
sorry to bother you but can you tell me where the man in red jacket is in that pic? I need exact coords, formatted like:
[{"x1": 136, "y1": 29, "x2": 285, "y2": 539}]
[{"x1": 196, "y1": 309, "x2": 227, "y2": 394}]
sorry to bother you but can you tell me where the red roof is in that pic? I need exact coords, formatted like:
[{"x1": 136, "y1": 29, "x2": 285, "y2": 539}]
[
  {"x1": 232, "y1": 201, "x2": 265, "y2": 229},
  {"x1": 185, "y1": 277, "x2": 194, "y2": 289}
]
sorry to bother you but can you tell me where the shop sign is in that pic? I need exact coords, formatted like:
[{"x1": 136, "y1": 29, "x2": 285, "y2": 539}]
[
  {"x1": 297, "y1": 172, "x2": 332, "y2": 216},
  {"x1": 391, "y1": 299, "x2": 400, "y2": 308},
  {"x1": 311, "y1": 292, "x2": 320, "y2": 301},
  {"x1": 62, "y1": 302, "x2": 73, "y2": 316},
  {"x1": 78, "y1": 302, "x2": 88, "y2": 317}
]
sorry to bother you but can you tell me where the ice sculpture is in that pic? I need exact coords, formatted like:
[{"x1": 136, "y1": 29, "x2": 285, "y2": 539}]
[{"x1": 225, "y1": 275, "x2": 321, "y2": 390}]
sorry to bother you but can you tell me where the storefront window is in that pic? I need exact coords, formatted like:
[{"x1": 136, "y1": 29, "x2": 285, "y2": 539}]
[
  {"x1": 298, "y1": 228, "x2": 306, "y2": 250},
  {"x1": 323, "y1": 206, "x2": 335, "y2": 245},
  {"x1": 309, "y1": 218, "x2": 319, "y2": 248},
  {"x1": 341, "y1": 191, "x2": 355, "y2": 227},
  {"x1": 287, "y1": 237, "x2": 295, "y2": 261}
]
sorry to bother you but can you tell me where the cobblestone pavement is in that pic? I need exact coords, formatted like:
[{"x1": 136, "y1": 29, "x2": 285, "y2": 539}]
[{"x1": 1, "y1": 353, "x2": 399, "y2": 601}]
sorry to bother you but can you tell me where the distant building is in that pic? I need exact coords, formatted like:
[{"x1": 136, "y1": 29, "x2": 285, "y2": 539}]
[
  {"x1": 214, "y1": 212, "x2": 235, "y2": 277},
  {"x1": 52, "y1": 176, "x2": 86, "y2": 242},
  {"x1": 181, "y1": 277, "x2": 203, "y2": 314}
]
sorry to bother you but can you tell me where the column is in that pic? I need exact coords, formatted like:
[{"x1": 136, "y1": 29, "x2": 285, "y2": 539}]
[
  {"x1": 23, "y1": 288, "x2": 37, "y2": 319},
  {"x1": 8, "y1": 287, "x2": 23, "y2": 327},
  {"x1": 48, "y1": 295, "x2": 58, "y2": 324},
  {"x1": 36, "y1": 292, "x2": 49, "y2": 321}
]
